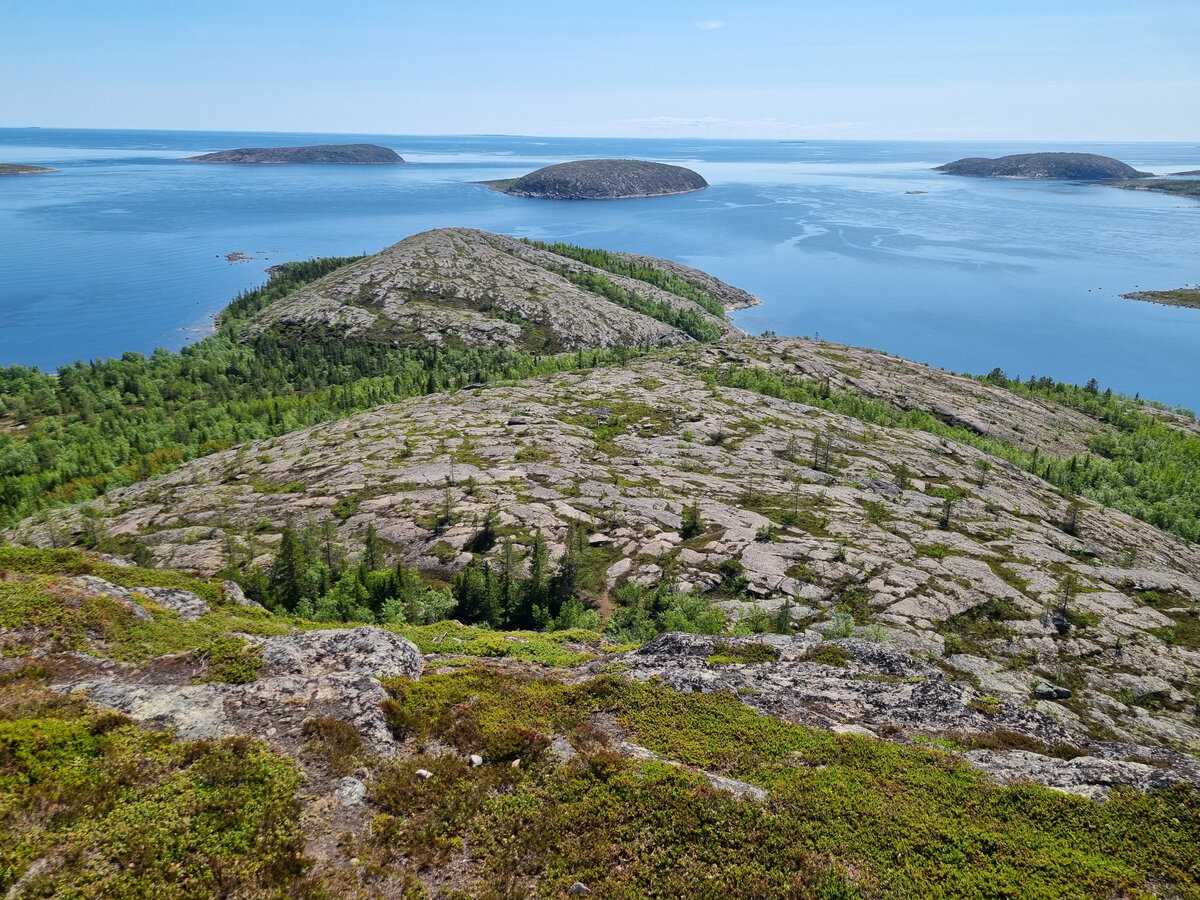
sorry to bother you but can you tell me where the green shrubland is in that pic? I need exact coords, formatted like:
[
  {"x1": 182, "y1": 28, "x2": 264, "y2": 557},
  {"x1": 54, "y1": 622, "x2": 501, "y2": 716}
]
[
  {"x1": 372, "y1": 667, "x2": 1200, "y2": 899},
  {"x1": 0, "y1": 670, "x2": 319, "y2": 899}
]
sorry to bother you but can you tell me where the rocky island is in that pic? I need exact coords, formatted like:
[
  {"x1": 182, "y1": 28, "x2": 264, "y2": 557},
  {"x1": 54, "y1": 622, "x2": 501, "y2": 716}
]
[
  {"x1": 1106, "y1": 179, "x2": 1200, "y2": 201},
  {"x1": 246, "y1": 227, "x2": 753, "y2": 351},
  {"x1": 482, "y1": 158, "x2": 708, "y2": 199},
  {"x1": 1122, "y1": 286, "x2": 1200, "y2": 309},
  {"x1": 2, "y1": 234, "x2": 1200, "y2": 898},
  {"x1": 0, "y1": 163, "x2": 56, "y2": 175},
  {"x1": 935, "y1": 152, "x2": 1148, "y2": 180},
  {"x1": 181, "y1": 143, "x2": 404, "y2": 164}
]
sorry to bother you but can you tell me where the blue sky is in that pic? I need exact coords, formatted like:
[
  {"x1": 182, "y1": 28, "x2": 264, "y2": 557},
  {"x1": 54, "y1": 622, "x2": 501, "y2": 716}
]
[{"x1": 3, "y1": 0, "x2": 1197, "y2": 139}]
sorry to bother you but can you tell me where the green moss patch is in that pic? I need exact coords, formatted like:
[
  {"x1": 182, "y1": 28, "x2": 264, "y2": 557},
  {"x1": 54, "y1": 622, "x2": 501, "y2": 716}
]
[
  {"x1": 0, "y1": 671, "x2": 320, "y2": 899},
  {"x1": 370, "y1": 666, "x2": 1200, "y2": 899}
]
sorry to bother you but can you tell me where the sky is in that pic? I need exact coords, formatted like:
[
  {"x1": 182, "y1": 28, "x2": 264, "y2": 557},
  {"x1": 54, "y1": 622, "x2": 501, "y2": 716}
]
[{"x1": 2, "y1": 0, "x2": 1198, "y2": 140}]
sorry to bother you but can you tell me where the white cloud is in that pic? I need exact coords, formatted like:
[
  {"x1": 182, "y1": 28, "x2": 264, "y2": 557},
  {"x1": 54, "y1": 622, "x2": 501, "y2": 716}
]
[{"x1": 693, "y1": 20, "x2": 725, "y2": 30}]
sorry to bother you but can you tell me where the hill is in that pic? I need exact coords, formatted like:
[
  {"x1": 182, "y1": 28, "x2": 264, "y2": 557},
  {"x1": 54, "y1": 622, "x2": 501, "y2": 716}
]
[
  {"x1": 246, "y1": 227, "x2": 752, "y2": 350},
  {"x1": 483, "y1": 158, "x2": 708, "y2": 199},
  {"x1": 3, "y1": 237, "x2": 1200, "y2": 898},
  {"x1": 935, "y1": 152, "x2": 1148, "y2": 179},
  {"x1": 181, "y1": 143, "x2": 404, "y2": 164}
]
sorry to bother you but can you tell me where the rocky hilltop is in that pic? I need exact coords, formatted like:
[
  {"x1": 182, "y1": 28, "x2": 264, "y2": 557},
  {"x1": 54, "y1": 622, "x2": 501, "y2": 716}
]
[
  {"x1": 181, "y1": 143, "x2": 404, "y2": 164},
  {"x1": 4, "y1": 241, "x2": 1200, "y2": 898},
  {"x1": 484, "y1": 158, "x2": 708, "y2": 199},
  {"x1": 935, "y1": 152, "x2": 1148, "y2": 180},
  {"x1": 16, "y1": 334, "x2": 1200, "y2": 770},
  {"x1": 0, "y1": 163, "x2": 56, "y2": 175},
  {"x1": 246, "y1": 227, "x2": 753, "y2": 350}
]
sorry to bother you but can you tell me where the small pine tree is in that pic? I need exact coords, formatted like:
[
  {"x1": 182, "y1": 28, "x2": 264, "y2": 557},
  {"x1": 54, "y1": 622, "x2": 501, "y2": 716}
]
[
  {"x1": 268, "y1": 522, "x2": 307, "y2": 612},
  {"x1": 359, "y1": 522, "x2": 385, "y2": 575},
  {"x1": 680, "y1": 498, "x2": 704, "y2": 539}
]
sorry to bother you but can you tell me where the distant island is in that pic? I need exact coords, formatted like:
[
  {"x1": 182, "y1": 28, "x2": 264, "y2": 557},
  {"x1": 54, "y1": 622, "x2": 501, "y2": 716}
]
[
  {"x1": 480, "y1": 158, "x2": 708, "y2": 200},
  {"x1": 1169, "y1": 169, "x2": 1200, "y2": 176},
  {"x1": 180, "y1": 144, "x2": 404, "y2": 164},
  {"x1": 0, "y1": 163, "x2": 56, "y2": 175},
  {"x1": 1121, "y1": 287, "x2": 1200, "y2": 309},
  {"x1": 1105, "y1": 179, "x2": 1200, "y2": 200},
  {"x1": 934, "y1": 152, "x2": 1148, "y2": 180}
]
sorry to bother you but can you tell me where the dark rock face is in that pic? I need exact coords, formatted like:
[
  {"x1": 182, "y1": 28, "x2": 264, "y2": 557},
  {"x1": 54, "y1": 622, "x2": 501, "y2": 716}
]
[
  {"x1": 934, "y1": 152, "x2": 1146, "y2": 180},
  {"x1": 181, "y1": 144, "x2": 404, "y2": 164},
  {"x1": 498, "y1": 159, "x2": 708, "y2": 199}
]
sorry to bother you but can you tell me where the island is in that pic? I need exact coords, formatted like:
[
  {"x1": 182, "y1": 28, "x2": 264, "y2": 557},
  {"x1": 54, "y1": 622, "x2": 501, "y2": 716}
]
[
  {"x1": 1121, "y1": 287, "x2": 1200, "y2": 309},
  {"x1": 180, "y1": 143, "x2": 404, "y2": 164},
  {"x1": 934, "y1": 152, "x2": 1148, "y2": 180},
  {"x1": 0, "y1": 163, "x2": 56, "y2": 175},
  {"x1": 1105, "y1": 179, "x2": 1200, "y2": 200},
  {"x1": 480, "y1": 158, "x2": 708, "y2": 199},
  {"x1": 1169, "y1": 169, "x2": 1200, "y2": 176}
]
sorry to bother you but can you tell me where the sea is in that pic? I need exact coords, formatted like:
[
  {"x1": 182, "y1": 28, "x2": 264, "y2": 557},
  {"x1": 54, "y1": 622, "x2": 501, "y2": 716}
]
[{"x1": 2, "y1": 128, "x2": 1198, "y2": 409}]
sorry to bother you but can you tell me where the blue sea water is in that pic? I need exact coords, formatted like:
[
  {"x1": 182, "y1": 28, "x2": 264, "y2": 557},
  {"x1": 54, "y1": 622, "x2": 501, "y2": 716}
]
[{"x1": 2, "y1": 128, "x2": 1199, "y2": 408}]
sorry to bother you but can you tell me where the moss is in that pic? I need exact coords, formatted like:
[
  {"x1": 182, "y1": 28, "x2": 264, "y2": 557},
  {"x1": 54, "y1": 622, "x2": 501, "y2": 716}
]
[
  {"x1": 798, "y1": 644, "x2": 851, "y2": 667},
  {"x1": 0, "y1": 672, "x2": 320, "y2": 899},
  {"x1": 386, "y1": 621, "x2": 605, "y2": 667},
  {"x1": 371, "y1": 666, "x2": 1200, "y2": 899},
  {"x1": 193, "y1": 635, "x2": 263, "y2": 685},
  {"x1": 707, "y1": 641, "x2": 778, "y2": 665},
  {"x1": 0, "y1": 550, "x2": 289, "y2": 663}
]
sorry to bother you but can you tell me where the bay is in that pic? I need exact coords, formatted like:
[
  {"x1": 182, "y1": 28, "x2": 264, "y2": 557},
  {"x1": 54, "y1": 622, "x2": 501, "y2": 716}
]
[{"x1": 1, "y1": 128, "x2": 1198, "y2": 409}]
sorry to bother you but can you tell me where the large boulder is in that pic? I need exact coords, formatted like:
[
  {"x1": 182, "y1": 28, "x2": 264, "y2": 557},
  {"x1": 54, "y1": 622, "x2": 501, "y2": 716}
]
[{"x1": 254, "y1": 626, "x2": 422, "y2": 679}]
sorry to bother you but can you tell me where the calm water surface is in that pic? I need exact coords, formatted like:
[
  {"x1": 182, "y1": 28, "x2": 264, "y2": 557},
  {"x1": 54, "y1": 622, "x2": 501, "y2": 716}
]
[{"x1": 2, "y1": 129, "x2": 1198, "y2": 408}]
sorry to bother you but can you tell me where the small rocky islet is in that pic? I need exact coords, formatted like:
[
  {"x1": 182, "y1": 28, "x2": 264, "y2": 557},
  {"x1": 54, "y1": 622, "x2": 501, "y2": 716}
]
[
  {"x1": 0, "y1": 163, "x2": 56, "y2": 175},
  {"x1": 482, "y1": 157, "x2": 708, "y2": 199},
  {"x1": 3, "y1": 227, "x2": 1200, "y2": 898},
  {"x1": 180, "y1": 143, "x2": 404, "y2": 164}
]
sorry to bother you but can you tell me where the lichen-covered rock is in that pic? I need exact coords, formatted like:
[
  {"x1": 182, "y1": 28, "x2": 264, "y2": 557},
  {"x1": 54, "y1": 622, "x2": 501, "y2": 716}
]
[
  {"x1": 130, "y1": 586, "x2": 209, "y2": 621},
  {"x1": 253, "y1": 626, "x2": 422, "y2": 679},
  {"x1": 245, "y1": 228, "x2": 750, "y2": 351}
]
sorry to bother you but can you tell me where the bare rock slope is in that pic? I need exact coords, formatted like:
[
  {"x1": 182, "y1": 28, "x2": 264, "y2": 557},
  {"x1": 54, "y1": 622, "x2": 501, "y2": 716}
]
[
  {"x1": 247, "y1": 227, "x2": 753, "y2": 351},
  {"x1": 18, "y1": 337, "x2": 1200, "y2": 770}
]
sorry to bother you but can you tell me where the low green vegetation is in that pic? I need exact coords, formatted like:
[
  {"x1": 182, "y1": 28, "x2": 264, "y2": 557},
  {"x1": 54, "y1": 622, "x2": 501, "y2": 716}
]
[
  {"x1": 556, "y1": 268, "x2": 724, "y2": 342},
  {"x1": 707, "y1": 640, "x2": 779, "y2": 665},
  {"x1": 525, "y1": 238, "x2": 727, "y2": 317},
  {"x1": 0, "y1": 669, "x2": 320, "y2": 899},
  {"x1": 0, "y1": 547, "x2": 289, "y2": 662},
  {"x1": 372, "y1": 667, "x2": 1200, "y2": 899},
  {"x1": 194, "y1": 635, "x2": 263, "y2": 684}
]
